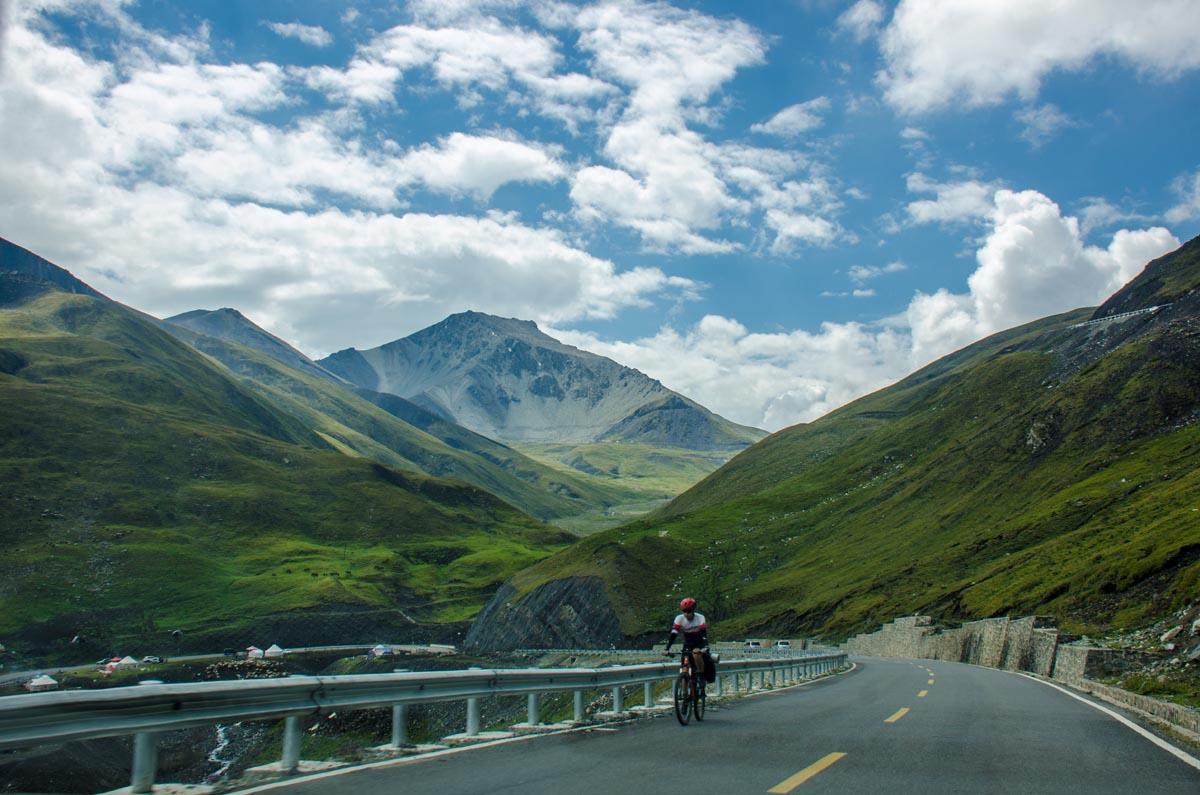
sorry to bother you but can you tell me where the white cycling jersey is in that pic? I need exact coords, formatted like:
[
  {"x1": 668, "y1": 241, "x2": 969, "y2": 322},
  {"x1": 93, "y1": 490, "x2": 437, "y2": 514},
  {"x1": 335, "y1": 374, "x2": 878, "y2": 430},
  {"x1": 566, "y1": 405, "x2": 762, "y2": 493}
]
[{"x1": 671, "y1": 612, "x2": 707, "y2": 641}]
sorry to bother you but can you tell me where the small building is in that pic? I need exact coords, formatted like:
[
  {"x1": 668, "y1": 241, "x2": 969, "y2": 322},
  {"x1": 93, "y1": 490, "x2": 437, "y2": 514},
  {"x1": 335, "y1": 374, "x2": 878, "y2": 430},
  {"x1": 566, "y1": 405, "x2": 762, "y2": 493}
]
[
  {"x1": 24, "y1": 675, "x2": 58, "y2": 692},
  {"x1": 264, "y1": 644, "x2": 285, "y2": 658}
]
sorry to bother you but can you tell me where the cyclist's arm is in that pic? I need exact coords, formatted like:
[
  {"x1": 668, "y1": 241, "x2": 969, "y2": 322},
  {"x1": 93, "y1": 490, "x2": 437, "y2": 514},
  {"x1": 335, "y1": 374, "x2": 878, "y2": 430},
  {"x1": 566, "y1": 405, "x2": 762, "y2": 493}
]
[{"x1": 665, "y1": 617, "x2": 683, "y2": 651}]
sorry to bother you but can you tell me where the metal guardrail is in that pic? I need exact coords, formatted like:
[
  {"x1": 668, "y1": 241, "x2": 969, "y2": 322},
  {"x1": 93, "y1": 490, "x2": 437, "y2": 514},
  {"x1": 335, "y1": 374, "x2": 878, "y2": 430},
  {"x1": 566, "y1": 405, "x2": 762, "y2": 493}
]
[
  {"x1": 0, "y1": 652, "x2": 846, "y2": 792},
  {"x1": 1069, "y1": 304, "x2": 1169, "y2": 329}
]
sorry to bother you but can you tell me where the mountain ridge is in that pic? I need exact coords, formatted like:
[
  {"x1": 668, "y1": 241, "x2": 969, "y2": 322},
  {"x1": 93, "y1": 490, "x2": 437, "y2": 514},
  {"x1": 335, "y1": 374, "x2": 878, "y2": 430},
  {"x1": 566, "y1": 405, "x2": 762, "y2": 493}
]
[{"x1": 319, "y1": 310, "x2": 766, "y2": 450}]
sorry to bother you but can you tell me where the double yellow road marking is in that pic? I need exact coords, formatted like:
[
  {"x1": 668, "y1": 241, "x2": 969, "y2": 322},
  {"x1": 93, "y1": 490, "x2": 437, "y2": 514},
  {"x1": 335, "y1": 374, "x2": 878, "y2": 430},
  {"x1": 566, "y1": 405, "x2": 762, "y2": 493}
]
[{"x1": 768, "y1": 752, "x2": 847, "y2": 793}]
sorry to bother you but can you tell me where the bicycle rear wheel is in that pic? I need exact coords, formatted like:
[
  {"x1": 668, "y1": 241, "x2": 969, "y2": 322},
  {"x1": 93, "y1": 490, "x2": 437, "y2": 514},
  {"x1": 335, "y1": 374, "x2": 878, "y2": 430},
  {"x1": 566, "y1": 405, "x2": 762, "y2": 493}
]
[
  {"x1": 693, "y1": 681, "x2": 706, "y2": 721},
  {"x1": 674, "y1": 673, "x2": 692, "y2": 725}
]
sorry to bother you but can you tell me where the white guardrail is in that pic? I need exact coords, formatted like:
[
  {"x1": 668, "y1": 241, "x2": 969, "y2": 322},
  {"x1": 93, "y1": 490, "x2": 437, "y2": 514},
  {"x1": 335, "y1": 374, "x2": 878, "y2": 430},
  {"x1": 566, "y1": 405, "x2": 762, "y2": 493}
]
[{"x1": 0, "y1": 650, "x2": 846, "y2": 792}]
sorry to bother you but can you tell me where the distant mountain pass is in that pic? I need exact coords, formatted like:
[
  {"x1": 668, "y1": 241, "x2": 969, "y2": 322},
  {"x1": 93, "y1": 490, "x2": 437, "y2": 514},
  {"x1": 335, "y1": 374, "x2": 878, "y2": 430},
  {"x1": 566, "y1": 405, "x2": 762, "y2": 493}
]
[{"x1": 320, "y1": 311, "x2": 766, "y2": 450}]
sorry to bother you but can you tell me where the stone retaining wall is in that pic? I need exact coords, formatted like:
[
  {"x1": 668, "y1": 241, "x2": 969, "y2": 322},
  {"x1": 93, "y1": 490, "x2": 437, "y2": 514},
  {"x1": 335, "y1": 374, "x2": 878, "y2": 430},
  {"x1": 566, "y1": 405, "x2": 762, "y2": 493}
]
[{"x1": 843, "y1": 615, "x2": 1152, "y2": 681}]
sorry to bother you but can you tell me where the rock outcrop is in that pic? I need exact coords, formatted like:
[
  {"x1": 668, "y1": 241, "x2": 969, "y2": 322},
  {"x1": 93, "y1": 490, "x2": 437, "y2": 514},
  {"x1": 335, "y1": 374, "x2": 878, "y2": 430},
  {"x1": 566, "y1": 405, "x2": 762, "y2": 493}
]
[{"x1": 464, "y1": 576, "x2": 623, "y2": 652}]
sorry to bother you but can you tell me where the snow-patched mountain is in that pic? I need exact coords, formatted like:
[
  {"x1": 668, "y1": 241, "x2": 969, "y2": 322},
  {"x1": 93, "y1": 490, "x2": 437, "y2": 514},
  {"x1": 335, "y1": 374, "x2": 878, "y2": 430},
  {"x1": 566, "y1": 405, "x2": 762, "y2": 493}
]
[{"x1": 320, "y1": 311, "x2": 766, "y2": 450}]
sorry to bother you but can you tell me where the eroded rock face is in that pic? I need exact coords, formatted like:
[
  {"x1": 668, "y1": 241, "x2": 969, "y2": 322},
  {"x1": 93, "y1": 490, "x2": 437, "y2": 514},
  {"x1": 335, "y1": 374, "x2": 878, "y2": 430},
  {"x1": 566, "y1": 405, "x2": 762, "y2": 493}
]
[{"x1": 464, "y1": 576, "x2": 623, "y2": 652}]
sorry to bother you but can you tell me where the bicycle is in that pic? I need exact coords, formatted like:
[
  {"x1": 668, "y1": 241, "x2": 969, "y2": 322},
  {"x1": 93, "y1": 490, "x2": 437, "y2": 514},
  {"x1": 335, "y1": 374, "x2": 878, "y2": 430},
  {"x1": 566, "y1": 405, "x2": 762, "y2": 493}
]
[{"x1": 668, "y1": 649, "x2": 706, "y2": 725}]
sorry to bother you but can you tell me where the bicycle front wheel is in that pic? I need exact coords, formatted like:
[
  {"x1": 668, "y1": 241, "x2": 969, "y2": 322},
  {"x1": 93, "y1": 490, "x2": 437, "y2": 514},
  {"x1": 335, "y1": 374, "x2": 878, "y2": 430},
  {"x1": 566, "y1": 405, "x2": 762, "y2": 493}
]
[{"x1": 674, "y1": 673, "x2": 692, "y2": 725}]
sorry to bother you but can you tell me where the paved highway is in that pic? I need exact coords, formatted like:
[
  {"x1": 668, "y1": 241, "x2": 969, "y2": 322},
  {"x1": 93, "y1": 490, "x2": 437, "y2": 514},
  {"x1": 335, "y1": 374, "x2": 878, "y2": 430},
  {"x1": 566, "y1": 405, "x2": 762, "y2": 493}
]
[{"x1": 240, "y1": 657, "x2": 1200, "y2": 794}]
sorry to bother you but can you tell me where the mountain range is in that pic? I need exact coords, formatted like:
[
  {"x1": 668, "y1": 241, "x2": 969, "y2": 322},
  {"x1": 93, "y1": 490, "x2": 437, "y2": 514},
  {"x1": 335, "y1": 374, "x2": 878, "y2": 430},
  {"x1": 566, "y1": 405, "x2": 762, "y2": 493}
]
[
  {"x1": 0, "y1": 236, "x2": 761, "y2": 660},
  {"x1": 468, "y1": 236, "x2": 1200, "y2": 650}
]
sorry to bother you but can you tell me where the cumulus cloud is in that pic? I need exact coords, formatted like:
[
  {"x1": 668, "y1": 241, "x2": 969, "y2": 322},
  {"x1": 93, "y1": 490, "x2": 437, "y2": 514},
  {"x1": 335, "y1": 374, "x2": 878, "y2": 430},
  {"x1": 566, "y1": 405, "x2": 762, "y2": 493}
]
[
  {"x1": 750, "y1": 97, "x2": 831, "y2": 138},
  {"x1": 908, "y1": 190, "x2": 1179, "y2": 362},
  {"x1": 905, "y1": 173, "x2": 997, "y2": 225},
  {"x1": 836, "y1": 0, "x2": 886, "y2": 43},
  {"x1": 396, "y1": 132, "x2": 566, "y2": 200},
  {"x1": 1165, "y1": 168, "x2": 1200, "y2": 224},
  {"x1": 878, "y1": 0, "x2": 1200, "y2": 114},
  {"x1": 265, "y1": 21, "x2": 333, "y2": 48},
  {"x1": 557, "y1": 189, "x2": 1179, "y2": 430}
]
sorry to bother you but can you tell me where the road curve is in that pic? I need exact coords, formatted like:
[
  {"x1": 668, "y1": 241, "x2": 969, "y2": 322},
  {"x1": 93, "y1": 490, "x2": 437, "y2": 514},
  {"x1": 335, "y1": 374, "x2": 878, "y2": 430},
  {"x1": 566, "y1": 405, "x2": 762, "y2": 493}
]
[{"x1": 241, "y1": 658, "x2": 1200, "y2": 794}]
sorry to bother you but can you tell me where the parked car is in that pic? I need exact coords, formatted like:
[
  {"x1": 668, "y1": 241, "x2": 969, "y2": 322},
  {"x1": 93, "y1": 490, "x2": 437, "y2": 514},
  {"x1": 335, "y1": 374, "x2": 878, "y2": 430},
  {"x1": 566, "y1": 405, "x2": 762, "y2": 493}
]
[
  {"x1": 222, "y1": 648, "x2": 237, "y2": 658},
  {"x1": 141, "y1": 655, "x2": 164, "y2": 664},
  {"x1": 744, "y1": 640, "x2": 762, "y2": 650},
  {"x1": 774, "y1": 640, "x2": 791, "y2": 650}
]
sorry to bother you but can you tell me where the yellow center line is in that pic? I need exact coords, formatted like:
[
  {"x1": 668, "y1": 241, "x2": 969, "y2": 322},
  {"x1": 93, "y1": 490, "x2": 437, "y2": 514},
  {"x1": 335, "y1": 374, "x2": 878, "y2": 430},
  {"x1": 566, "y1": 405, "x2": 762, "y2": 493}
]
[
  {"x1": 767, "y1": 752, "x2": 847, "y2": 793},
  {"x1": 884, "y1": 707, "x2": 910, "y2": 723},
  {"x1": 918, "y1": 689, "x2": 928, "y2": 698}
]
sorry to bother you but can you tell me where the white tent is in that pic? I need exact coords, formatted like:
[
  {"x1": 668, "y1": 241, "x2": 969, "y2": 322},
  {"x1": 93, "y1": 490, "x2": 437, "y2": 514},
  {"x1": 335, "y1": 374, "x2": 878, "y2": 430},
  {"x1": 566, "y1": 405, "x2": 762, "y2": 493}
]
[
  {"x1": 246, "y1": 646, "x2": 264, "y2": 659},
  {"x1": 118, "y1": 656, "x2": 139, "y2": 668},
  {"x1": 25, "y1": 675, "x2": 58, "y2": 692},
  {"x1": 264, "y1": 644, "x2": 285, "y2": 658}
]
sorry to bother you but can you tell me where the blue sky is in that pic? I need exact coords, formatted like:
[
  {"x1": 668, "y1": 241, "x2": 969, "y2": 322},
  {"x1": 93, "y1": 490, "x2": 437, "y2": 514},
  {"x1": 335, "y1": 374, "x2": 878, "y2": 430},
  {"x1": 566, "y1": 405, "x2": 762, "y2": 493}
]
[{"x1": 1, "y1": 0, "x2": 1198, "y2": 429}]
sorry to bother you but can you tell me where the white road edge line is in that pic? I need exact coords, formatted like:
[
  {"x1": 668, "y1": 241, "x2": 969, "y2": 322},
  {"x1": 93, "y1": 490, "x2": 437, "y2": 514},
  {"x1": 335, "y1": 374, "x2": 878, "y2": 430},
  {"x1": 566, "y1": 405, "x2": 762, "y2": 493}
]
[
  {"x1": 229, "y1": 662, "x2": 858, "y2": 793},
  {"x1": 1015, "y1": 672, "x2": 1200, "y2": 772}
]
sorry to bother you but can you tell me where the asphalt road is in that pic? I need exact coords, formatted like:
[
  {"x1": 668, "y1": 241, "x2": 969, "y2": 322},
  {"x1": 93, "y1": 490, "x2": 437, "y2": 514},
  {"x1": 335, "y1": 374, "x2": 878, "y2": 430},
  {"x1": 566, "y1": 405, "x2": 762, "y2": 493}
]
[{"x1": 246, "y1": 658, "x2": 1200, "y2": 794}]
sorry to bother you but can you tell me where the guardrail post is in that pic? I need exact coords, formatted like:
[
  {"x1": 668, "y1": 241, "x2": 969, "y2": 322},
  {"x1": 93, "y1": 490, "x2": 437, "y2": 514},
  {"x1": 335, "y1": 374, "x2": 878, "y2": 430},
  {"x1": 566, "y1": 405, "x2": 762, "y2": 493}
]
[
  {"x1": 714, "y1": 674, "x2": 723, "y2": 697},
  {"x1": 573, "y1": 689, "x2": 584, "y2": 722},
  {"x1": 130, "y1": 731, "x2": 158, "y2": 793},
  {"x1": 733, "y1": 672, "x2": 740, "y2": 692},
  {"x1": 528, "y1": 693, "x2": 540, "y2": 726},
  {"x1": 281, "y1": 715, "x2": 301, "y2": 773},
  {"x1": 643, "y1": 681, "x2": 653, "y2": 707},
  {"x1": 758, "y1": 670, "x2": 766, "y2": 689},
  {"x1": 612, "y1": 685, "x2": 623, "y2": 713},
  {"x1": 466, "y1": 697, "x2": 481, "y2": 735},
  {"x1": 391, "y1": 703, "x2": 408, "y2": 747}
]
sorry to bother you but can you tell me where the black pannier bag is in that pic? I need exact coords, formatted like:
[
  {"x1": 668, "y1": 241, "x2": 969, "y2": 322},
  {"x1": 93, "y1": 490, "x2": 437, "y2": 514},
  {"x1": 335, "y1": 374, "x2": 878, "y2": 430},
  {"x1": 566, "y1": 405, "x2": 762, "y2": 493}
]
[{"x1": 703, "y1": 651, "x2": 718, "y2": 682}]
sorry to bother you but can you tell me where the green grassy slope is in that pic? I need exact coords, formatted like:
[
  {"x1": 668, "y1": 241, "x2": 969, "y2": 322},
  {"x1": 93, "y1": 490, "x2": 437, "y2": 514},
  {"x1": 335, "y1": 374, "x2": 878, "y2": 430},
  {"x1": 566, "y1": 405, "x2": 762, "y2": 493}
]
[
  {"x1": 0, "y1": 290, "x2": 571, "y2": 659},
  {"x1": 502, "y1": 240, "x2": 1200, "y2": 642},
  {"x1": 166, "y1": 326, "x2": 629, "y2": 522}
]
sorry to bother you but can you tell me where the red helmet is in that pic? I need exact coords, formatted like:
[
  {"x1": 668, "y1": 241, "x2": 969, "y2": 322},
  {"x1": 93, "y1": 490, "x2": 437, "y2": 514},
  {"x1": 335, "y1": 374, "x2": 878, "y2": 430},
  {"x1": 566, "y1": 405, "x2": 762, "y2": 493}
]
[{"x1": 680, "y1": 597, "x2": 697, "y2": 611}]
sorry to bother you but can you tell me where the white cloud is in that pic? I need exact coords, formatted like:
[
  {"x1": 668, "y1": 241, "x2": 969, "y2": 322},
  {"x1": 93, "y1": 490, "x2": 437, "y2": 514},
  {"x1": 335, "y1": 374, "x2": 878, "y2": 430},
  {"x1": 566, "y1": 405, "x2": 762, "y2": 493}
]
[
  {"x1": 557, "y1": 189, "x2": 1179, "y2": 431},
  {"x1": 303, "y1": 11, "x2": 614, "y2": 125},
  {"x1": 0, "y1": 8, "x2": 694, "y2": 354},
  {"x1": 836, "y1": 1, "x2": 885, "y2": 43},
  {"x1": 905, "y1": 173, "x2": 997, "y2": 225},
  {"x1": 396, "y1": 132, "x2": 566, "y2": 200},
  {"x1": 878, "y1": 0, "x2": 1200, "y2": 114},
  {"x1": 265, "y1": 21, "x2": 333, "y2": 48},
  {"x1": 750, "y1": 97, "x2": 831, "y2": 138},
  {"x1": 849, "y1": 261, "x2": 906, "y2": 283},
  {"x1": 1015, "y1": 103, "x2": 1077, "y2": 148},
  {"x1": 1076, "y1": 197, "x2": 1151, "y2": 237},
  {"x1": 909, "y1": 190, "x2": 1179, "y2": 361},
  {"x1": 852, "y1": 288, "x2": 876, "y2": 298},
  {"x1": 1165, "y1": 168, "x2": 1200, "y2": 224}
]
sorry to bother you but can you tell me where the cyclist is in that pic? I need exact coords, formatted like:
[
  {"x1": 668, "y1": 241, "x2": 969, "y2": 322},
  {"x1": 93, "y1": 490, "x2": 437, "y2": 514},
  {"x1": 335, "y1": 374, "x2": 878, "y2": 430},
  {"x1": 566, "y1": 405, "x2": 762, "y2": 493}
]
[{"x1": 664, "y1": 597, "x2": 708, "y2": 685}]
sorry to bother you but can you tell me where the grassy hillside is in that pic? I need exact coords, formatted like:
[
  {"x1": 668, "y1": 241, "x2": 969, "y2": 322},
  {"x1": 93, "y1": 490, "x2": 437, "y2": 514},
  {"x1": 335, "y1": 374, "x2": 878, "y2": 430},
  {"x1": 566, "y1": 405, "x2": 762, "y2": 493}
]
[
  {"x1": 499, "y1": 241, "x2": 1200, "y2": 642},
  {"x1": 166, "y1": 325, "x2": 630, "y2": 522},
  {"x1": 515, "y1": 440, "x2": 734, "y2": 533},
  {"x1": 0, "y1": 289, "x2": 571, "y2": 660}
]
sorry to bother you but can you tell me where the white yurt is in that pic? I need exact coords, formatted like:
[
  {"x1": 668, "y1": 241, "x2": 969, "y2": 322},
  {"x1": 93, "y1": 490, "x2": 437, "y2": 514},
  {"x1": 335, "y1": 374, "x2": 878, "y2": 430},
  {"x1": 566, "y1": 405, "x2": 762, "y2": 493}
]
[
  {"x1": 264, "y1": 644, "x2": 285, "y2": 658},
  {"x1": 246, "y1": 646, "x2": 264, "y2": 659},
  {"x1": 24, "y1": 674, "x2": 58, "y2": 692},
  {"x1": 370, "y1": 644, "x2": 392, "y2": 657}
]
